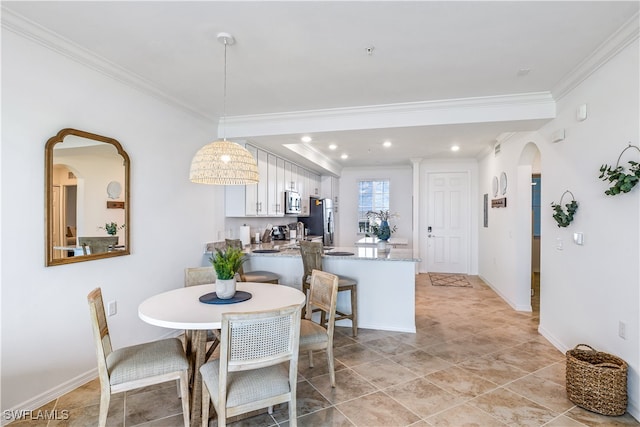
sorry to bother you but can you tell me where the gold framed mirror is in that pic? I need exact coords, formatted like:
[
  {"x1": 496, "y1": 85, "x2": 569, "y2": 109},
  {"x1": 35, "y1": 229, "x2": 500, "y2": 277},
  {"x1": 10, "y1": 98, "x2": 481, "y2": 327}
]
[{"x1": 45, "y1": 128, "x2": 130, "y2": 266}]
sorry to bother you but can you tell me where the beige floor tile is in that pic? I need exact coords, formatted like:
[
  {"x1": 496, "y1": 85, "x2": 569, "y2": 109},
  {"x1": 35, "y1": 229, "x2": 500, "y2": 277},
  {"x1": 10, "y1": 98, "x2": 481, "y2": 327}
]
[
  {"x1": 426, "y1": 366, "x2": 498, "y2": 399},
  {"x1": 55, "y1": 378, "x2": 103, "y2": 410},
  {"x1": 298, "y1": 349, "x2": 348, "y2": 380},
  {"x1": 532, "y1": 362, "x2": 566, "y2": 386},
  {"x1": 125, "y1": 386, "x2": 185, "y2": 426},
  {"x1": 491, "y1": 345, "x2": 562, "y2": 374},
  {"x1": 333, "y1": 343, "x2": 385, "y2": 368},
  {"x1": 351, "y1": 358, "x2": 420, "y2": 389},
  {"x1": 426, "y1": 403, "x2": 509, "y2": 426},
  {"x1": 48, "y1": 400, "x2": 125, "y2": 427},
  {"x1": 386, "y1": 377, "x2": 466, "y2": 418},
  {"x1": 306, "y1": 369, "x2": 377, "y2": 405},
  {"x1": 361, "y1": 335, "x2": 419, "y2": 356},
  {"x1": 544, "y1": 415, "x2": 589, "y2": 426},
  {"x1": 565, "y1": 406, "x2": 640, "y2": 426},
  {"x1": 336, "y1": 391, "x2": 420, "y2": 427},
  {"x1": 390, "y1": 349, "x2": 453, "y2": 376},
  {"x1": 458, "y1": 355, "x2": 529, "y2": 386},
  {"x1": 271, "y1": 380, "x2": 332, "y2": 423},
  {"x1": 506, "y1": 373, "x2": 574, "y2": 413},
  {"x1": 293, "y1": 406, "x2": 354, "y2": 426},
  {"x1": 467, "y1": 387, "x2": 558, "y2": 426}
]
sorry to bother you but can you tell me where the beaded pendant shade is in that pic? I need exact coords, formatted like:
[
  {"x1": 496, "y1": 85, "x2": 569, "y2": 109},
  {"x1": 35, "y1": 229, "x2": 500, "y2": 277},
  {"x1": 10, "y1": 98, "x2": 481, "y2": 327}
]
[
  {"x1": 189, "y1": 32, "x2": 259, "y2": 185},
  {"x1": 189, "y1": 139, "x2": 259, "y2": 185}
]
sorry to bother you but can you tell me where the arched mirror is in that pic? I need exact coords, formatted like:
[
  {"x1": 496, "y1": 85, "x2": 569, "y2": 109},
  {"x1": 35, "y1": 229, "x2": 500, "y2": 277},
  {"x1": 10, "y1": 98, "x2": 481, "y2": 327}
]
[{"x1": 45, "y1": 128, "x2": 130, "y2": 266}]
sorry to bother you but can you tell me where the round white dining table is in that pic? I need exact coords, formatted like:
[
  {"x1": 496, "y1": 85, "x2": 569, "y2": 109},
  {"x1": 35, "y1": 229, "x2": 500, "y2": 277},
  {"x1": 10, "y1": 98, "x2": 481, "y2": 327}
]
[{"x1": 138, "y1": 282, "x2": 305, "y2": 427}]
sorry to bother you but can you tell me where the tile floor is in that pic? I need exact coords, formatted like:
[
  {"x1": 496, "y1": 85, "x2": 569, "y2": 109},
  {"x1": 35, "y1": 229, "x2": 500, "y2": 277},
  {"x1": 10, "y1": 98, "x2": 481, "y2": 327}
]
[{"x1": 11, "y1": 274, "x2": 639, "y2": 426}]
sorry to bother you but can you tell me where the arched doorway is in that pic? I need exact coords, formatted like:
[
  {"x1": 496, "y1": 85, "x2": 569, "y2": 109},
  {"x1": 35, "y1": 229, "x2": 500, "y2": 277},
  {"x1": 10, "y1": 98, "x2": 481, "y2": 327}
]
[{"x1": 516, "y1": 142, "x2": 541, "y2": 317}]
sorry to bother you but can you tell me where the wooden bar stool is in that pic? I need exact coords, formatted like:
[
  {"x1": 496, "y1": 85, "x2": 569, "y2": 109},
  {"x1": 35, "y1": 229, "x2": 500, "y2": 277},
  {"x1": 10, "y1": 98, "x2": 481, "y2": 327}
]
[{"x1": 299, "y1": 241, "x2": 358, "y2": 337}]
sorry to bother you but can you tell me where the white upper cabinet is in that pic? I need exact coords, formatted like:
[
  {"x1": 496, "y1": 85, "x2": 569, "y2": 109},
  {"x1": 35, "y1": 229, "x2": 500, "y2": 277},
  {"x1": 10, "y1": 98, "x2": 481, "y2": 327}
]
[{"x1": 225, "y1": 143, "x2": 324, "y2": 217}]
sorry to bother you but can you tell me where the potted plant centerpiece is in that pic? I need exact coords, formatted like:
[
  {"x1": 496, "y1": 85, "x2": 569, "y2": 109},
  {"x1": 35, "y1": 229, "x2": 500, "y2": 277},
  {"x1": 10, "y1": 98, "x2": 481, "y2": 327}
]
[
  {"x1": 209, "y1": 247, "x2": 246, "y2": 299},
  {"x1": 366, "y1": 210, "x2": 398, "y2": 252}
]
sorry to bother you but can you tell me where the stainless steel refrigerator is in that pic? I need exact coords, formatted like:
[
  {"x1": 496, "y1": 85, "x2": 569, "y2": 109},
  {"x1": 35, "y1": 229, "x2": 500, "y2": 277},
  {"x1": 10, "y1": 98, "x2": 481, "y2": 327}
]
[{"x1": 300, "y1": 197, "x2": 334, "y2": 245}]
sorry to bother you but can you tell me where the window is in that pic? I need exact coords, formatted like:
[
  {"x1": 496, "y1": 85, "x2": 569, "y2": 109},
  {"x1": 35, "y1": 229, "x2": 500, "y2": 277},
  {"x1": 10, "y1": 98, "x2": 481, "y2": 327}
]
[{"x1": 358, "y1": 179, "x2": 390, "y2": 233}]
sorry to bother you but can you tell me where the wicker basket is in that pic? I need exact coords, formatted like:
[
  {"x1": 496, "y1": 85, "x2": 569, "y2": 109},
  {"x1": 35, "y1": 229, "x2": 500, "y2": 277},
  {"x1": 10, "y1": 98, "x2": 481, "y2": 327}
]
[{"x1": 566, "y1": 344, "x2": 628, "y2": 416}]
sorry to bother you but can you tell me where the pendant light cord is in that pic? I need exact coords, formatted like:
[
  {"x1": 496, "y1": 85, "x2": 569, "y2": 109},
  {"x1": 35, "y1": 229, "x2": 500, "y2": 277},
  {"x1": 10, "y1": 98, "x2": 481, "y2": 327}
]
[{"x1": 222, "y1": 38, "x2": 228, "y2": 141}]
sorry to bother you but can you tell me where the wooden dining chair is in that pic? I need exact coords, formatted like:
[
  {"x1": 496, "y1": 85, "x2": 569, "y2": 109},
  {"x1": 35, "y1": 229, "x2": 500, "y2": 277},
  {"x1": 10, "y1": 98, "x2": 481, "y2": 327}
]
[
  {"x1": 299, "y1": 269, "x2": 339, "y2": 387},
  {"x1": 87, "y1": 288, "x2": 190, "y2": 427},
  {"x1": 200, "y1": 304, "x2": 302, "y2": 427},
  {"x1": 299, "y1": 240, "x2": 358, "y2": 337},
  {"x1": 225, "y1": 239, "x2": 280, "y2": 284}
]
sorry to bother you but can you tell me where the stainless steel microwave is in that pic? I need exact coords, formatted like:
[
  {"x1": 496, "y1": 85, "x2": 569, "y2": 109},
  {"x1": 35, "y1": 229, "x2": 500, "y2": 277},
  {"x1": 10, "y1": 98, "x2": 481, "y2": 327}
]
[{"x1": 284, "y1": 191, "x2": 301, "y2": 214}]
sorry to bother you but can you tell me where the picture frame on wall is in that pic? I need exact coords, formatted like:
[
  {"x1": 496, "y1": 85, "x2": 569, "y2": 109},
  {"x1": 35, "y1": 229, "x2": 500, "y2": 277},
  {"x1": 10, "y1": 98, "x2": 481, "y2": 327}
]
[{"x1": 483, "y1": 193, "x2": 488, "y2": 227}]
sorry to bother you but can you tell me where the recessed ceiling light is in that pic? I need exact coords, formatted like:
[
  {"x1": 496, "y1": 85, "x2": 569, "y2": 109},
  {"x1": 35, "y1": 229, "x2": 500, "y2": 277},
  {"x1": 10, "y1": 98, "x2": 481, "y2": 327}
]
[
  {"x1": 383, "y1": 141, "x2": 392, "y2": 148},
  {"x1": 329, "y1": 144, "x2": 337, "y2": 150},
  {"x1": 341, "y1": 153, "x2": 348, "y2": 160},
  {"x1": 451, "y1": 145, "x2": 460, "y2": 152},
  {"x1": 301, "y1": 136, "x2": 312, "y2": 143}
]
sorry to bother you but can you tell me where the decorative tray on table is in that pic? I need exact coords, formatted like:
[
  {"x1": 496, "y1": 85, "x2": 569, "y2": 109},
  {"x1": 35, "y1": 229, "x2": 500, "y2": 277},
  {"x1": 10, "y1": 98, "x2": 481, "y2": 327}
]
[
  {"x1": 325, "y1": 251, "x2": 354, "y2": 256},
  {"x1": 251, "y1": 249, "x2": 280, "y2": 253},
  {"x1": 199, "y1": 291, "x2": 252, "y2": 304}
]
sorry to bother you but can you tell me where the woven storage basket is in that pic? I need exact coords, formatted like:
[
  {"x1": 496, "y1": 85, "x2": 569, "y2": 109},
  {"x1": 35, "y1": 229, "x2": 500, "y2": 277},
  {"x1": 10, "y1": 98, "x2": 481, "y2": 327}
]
[{"x1": 566, "y1": 344, "x2": 628, "y2": 416}]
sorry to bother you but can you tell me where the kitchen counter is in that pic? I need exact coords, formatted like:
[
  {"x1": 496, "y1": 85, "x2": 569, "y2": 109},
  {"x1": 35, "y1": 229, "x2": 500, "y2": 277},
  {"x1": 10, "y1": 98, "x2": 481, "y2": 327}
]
[
  {"x1": 355, "y1": 237, "x2": 409, "y2": 248},
  {"x1": 244, "y1": 243, "x2": 417, "y2": 262},
  {"x1": 237, "y1": 242, "x2": 420, "y2": 333}
]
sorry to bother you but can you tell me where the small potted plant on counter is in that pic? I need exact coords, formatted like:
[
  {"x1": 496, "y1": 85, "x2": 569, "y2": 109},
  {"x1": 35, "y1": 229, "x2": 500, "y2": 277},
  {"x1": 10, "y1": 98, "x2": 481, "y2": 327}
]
[{"x1": 210, "y1": 247, "x2": 246, "y2": 299}]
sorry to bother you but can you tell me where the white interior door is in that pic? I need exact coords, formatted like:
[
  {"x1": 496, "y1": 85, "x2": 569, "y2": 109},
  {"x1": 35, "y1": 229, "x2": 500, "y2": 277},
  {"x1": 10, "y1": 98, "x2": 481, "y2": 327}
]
[{"x1": 426, "y1": 172, "x2": 469, "y2": 274}]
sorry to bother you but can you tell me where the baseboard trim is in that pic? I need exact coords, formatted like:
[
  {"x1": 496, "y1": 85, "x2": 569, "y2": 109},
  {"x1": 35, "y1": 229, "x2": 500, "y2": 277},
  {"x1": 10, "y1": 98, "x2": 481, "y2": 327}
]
[
  {"x1": 1, "y1": 369, "x2": 97, "y2": 426},
  {"x1": 1, "y1": 330, "x2": 182, "y2": 426}
]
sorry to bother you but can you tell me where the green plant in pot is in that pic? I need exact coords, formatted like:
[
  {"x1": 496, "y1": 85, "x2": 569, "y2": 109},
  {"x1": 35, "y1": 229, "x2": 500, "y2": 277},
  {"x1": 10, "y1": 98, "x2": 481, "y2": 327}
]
[
  {"x1": 98, "y1": 222, "x2": 125, "y2": 236},
  {"x1": 209, "y1": 247, "x2": 246, "y2": 299}
]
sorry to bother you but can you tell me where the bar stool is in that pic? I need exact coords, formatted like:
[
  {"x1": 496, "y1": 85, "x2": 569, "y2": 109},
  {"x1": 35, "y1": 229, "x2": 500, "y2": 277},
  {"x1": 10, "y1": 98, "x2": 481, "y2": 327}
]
[
  {"x1": 225, "y1": 239, "x2": 280, "y2": 284},
  {"x1": 299, "y1": 240, "x2": 358, "y2": 337}
]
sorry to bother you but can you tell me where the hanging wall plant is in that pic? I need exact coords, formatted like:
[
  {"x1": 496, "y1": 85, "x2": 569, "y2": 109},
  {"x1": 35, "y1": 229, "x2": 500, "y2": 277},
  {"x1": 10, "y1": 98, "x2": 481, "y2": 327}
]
[
  {"x1": 551, "y1": 190, "x2": 578, "y2": 228},
  {"x1": 598, "y1": 143, "x2": 640, "y2": 196}
]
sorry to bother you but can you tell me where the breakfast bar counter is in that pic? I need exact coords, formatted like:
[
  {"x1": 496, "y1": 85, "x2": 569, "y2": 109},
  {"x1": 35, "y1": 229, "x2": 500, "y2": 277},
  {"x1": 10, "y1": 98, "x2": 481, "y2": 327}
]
[{"x1": 239, "y1": 243, "x2": 420, "y2": 333}]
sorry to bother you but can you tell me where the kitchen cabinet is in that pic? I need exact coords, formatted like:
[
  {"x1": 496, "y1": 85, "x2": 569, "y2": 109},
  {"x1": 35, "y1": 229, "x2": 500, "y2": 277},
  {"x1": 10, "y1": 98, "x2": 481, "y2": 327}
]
[
  {"x1": 225, "y1": 145, "x2": 270, "y2": 217},
  {"x1": 267, "y1": 154, "x2": 285, "y2": 216},
  {"x1": 225, "y1": 143, "x2": 324, "y2": 218}
]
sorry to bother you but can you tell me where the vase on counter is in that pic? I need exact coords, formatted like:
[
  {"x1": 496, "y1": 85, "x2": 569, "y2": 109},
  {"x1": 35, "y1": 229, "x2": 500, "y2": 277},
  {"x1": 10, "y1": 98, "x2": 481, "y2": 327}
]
[
  {"x1": 215, "y1": 277, "x2": 237, "y2": 299},
  {"x1": 377, "y1": 220, "x2": 391, "y2": 241}
]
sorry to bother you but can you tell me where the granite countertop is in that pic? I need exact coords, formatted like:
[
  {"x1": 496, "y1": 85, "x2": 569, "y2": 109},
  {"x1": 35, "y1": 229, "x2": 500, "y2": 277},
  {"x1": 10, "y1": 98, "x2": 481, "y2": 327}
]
[{"x1": 242, "y1": 242, "x2": 419, "y2": 262}]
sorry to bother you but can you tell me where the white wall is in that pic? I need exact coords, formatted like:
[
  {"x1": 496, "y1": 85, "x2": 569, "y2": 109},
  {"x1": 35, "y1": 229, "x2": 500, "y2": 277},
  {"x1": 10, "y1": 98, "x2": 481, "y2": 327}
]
[
  {"x1": 1, "y1": 29, "x2": 226, "y2": 411},
  {"x1": 336, "y1": 166, "x2": 413, "y2": 248},
  {"x1": 478, "y1": 39, "x2": 640, "y2": 418}
]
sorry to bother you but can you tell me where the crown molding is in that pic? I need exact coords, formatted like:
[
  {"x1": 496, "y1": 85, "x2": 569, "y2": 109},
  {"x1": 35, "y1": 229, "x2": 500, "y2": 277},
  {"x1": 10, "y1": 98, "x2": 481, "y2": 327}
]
[
  {"x1": 223, "y1": 92, "x2": 556, "y2": 138},
  {"x1": 1, "y1": 7, "x2": 211, "y2": 122},
  {"x1": 552, "y1": 11, "x2": 640, "y2": 100},
  {"x1": 281, "y1": 143, "x2": 342, "y2": 176}
]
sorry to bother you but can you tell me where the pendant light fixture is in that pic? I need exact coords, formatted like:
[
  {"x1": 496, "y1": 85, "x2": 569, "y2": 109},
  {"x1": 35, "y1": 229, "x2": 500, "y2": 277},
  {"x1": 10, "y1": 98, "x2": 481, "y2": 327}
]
[{"x1": 189, "y1": 32, "x2": 259, "y2": 185}]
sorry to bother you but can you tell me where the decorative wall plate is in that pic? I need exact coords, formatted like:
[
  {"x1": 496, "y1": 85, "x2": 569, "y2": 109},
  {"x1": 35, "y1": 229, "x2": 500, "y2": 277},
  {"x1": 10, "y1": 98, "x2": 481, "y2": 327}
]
[
  {"x1": 492, "y1": 176, "x2": 499, "y2": 197},
  {"x1": 107, "y1": 181, "x2": 122, "y2": 199},
  {"x1": 500, "y1": 172, "x2": 508, "y2": 195}
]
